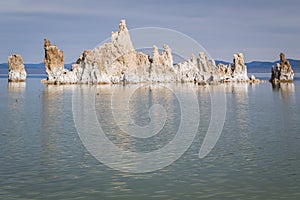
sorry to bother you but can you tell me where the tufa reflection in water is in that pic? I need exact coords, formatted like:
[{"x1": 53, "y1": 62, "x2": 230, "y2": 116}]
[
  {"x1": 272, "y1": 82, "x2": 295, "y2": 101},
  {"x1": 7, "y1": 82, "x2": 26, "y2": 92},
  {"x1": 272, "y1": 82, "x2": 295, "y2": 93}
]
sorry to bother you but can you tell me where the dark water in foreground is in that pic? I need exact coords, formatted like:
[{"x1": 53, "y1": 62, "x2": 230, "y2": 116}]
[{"x1": 0, "y1": 76, "x2": 299, "y2": 199}]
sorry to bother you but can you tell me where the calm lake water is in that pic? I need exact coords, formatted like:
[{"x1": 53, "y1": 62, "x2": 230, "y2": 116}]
[{"x1": 0, "y1": 75, "x2": 299, "y2": 199}]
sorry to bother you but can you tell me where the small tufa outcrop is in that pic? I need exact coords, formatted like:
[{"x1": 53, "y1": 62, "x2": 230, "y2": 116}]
[
  {"x1": 8, "y1": 54, "x2": 27, "y2": 82},
  {"x1": 218, "y1": 53, "x2": 249, "y2": 82},
  {"x1": 148, "y1": 45, "x2": 174, "y2": 82},
  {"x1": 43, "y1": 38, "x2": 66, "y2": 83},
  {"x1": 232, "y1": 53, "x2": 248, "y2": 80},
  {"x1": 270, "y1": 52, "x2": 294, "y2": 83}
]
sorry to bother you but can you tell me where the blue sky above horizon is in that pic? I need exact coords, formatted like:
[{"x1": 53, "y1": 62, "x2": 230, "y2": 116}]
[{"x1": 0, "y1": 0, "x2": 299, "y2": 63}]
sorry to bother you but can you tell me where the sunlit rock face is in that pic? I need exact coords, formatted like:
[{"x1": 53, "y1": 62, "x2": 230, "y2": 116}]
[
  {"x1": 270, "y1": 53, "x2": 294, "y2": 83},
  {"x1": 174, "y1": 52, "x2": 220, "y2": 84},
  {"x1": 44, "y1": 20, "x2": 180, "y2": 84},
  {"x1": 42, "y1": 19, "x2": 220, "y2": 84},
  {"x1": 232, "y1": 53, "x2": 249, "y2": 81},
  {"x1": 8, "y1": 54, "x2": 27, "y2": 82},
  {"x1": 71, "y1": 19, "x2": 177, "y2": 84},
  {"x1": 43, "y1": 39, "x2": 68, "y2": 83}
]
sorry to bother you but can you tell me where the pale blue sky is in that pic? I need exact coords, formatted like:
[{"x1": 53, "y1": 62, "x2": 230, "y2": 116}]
[{"x1": 0, "y1": 0, "x2": 299, "y2": 63}]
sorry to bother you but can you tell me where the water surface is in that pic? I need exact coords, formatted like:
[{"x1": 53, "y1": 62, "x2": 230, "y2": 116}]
[{"x1": 0, "y1": 76, "x2": 299, "y2": 199}]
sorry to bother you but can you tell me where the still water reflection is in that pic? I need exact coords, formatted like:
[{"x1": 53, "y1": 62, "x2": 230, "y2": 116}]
[
  {"x1": 0, "y1": 78, "x2": 299, "y2": 199},
  {"x1": 7, "y1": 82, "x2": 26, "y2": 92}
]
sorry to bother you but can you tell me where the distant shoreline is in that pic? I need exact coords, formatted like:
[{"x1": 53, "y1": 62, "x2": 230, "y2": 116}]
[{"x1": 1, "y1": 59, "x2": 300, "y2": 74}]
